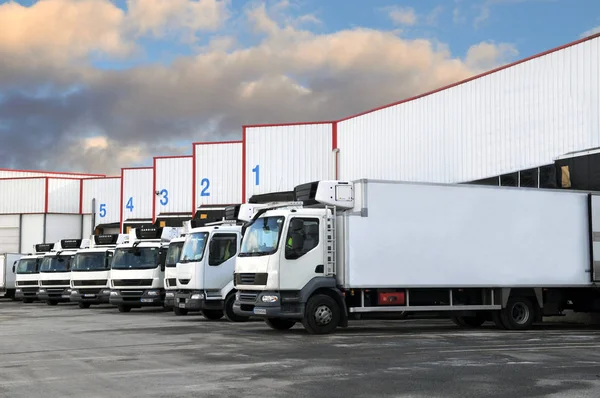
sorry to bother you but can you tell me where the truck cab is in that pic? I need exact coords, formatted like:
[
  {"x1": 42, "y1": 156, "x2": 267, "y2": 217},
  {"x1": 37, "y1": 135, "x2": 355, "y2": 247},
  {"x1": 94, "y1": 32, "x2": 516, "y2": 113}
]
[
  {"x1": 14, "y1": 243, "x2": 55, "y2": 303},
  {"x1": 38, "y1": 239, "x2": 91, "y2": 306},
  {"x1": 109, "y1": 226, "x2": 178, "y2": 313},
  {"x1": 173, "y1": 205, "x2": 248, "y2": 322},
  {"x1": 232, "y1": 181, "x2": 352, "y2": 333},
  {"x1": 164, "y1": 228, "x2": 188, "y2": 311},
  {"x1": 70, "y1": 233, "x2": 128, "y2": 308}
]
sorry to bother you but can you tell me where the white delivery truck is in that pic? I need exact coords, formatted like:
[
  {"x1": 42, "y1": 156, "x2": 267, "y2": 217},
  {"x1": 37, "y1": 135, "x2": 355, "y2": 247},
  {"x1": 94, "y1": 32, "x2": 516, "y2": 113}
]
[
  {"x1": 70, "y1": 234, "x2": 129, "y2": 308},
  {"x1": 38, "y1": 239, "x2": 90, "y2": 306},
  {"x1": 109, "y1": 226, "x2": 179, "y2": 313},
  {"x1": 233, "y1": 179, "x2": 600, "y2": 334},
  {"x1": 164, "y1": 226, "x2": 188, "y2": 311},
  {"x1": 1, "y1": 253, "x2": 25, "y2": 299},
  {"x1": 14, "y1": 243, "x2": 55, "y2": 303},
  {"x1": 173, "y1": 206, "x2": 248, "y2": 321}
]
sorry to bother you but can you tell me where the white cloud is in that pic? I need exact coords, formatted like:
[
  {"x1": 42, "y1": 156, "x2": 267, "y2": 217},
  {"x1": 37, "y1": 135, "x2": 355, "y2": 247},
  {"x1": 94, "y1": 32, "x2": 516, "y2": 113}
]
[
  {"x1": 465, "y1": 41, "x2": 519, "y2": 71},
  {"x1": 580, "y1": 26, "x2": 600, "y2": 39},
  {"x1": 388, "y1": 6, "x2": 417, "y2": 26}
]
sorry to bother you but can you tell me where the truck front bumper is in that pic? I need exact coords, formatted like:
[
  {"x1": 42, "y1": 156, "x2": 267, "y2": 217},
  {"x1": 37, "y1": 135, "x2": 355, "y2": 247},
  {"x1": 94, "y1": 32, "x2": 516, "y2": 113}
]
[
  {"x1": 109, "y1": 289, "x2": 165, "y2": 307},
  {"x1": 70, "y1": 288, "x2": 112, "y2": 304},
  {"x1": 174, "y1": 291, "x2": 224, "y2": 311},
  {"x1": 15, "y1": 288, "x2": 39, "y2": 300},
  {"x1": 233, "y1": 290, "x2": 303, "y2": 319},
  {"x1": 164, "y1": 290, "x2": 176, "y2": 309},
  {"x1": 38, "y1": 288, "x2": 71, "y2": 302}
]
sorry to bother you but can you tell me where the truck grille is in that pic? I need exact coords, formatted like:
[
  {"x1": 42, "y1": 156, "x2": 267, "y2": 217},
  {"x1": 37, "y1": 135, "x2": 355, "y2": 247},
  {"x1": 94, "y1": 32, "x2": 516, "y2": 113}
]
[
  {"x1": 79, "y1": 288, "x2": 102, "y2": 294},
  {"x1": 238, "y1": 292, "x2": 258, "y2": 302},
  {"x1": 73, "y1": 280, "x2": 107, "y2": 286},
  {"x1": 234, "y1": 273, "x2": 268, "y2": 286},
  {"x1": 112, "y1": 279, "x2": 152, "y2": 287},
  {"x1": 178, "y1": 279, "x2": 190, "y2": 285},
  {"x1": 41, "y1": 280, "x2": 70, "y2": 286},
  {"x1": 17, "y1": 281, "x2": 38, "y2": 286}
]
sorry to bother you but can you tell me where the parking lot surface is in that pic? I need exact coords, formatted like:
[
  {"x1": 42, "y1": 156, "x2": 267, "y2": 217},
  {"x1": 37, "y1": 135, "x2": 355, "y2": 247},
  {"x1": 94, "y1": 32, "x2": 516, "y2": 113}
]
[{"x1": 1, "y1": 300, "x2": 600, "y2": 397}]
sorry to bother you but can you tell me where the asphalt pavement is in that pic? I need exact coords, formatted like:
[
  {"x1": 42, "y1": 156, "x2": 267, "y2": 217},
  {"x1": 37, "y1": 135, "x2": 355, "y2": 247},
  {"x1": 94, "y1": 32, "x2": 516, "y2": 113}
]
[{"x1": 1, "y1": 299, "x2": 600, "y2": 398}]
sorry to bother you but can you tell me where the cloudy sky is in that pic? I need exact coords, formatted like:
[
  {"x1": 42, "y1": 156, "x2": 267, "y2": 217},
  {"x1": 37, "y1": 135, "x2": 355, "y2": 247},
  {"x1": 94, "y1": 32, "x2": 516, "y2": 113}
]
[{"x1": 0, "y1": 0, "x2": 598, "y2": 175}]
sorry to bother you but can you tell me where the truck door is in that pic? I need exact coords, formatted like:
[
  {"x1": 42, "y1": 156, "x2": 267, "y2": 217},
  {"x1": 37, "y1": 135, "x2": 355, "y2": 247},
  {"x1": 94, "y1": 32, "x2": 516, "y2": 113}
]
[
  {"x1": 204, "y1": 232, "x2": 240, "y2": 291},
  {"x1": 279, "y1": 217, "x2": 322, "y2": 291},
  {"x1": 591, "y1": 195, "x2": 600, "y2": 283}
]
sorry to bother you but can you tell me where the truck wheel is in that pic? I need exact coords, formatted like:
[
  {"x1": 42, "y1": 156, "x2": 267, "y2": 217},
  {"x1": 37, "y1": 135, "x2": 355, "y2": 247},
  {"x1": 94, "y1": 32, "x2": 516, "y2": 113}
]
[
  {"x1": 265, "y1": 318, "x2": 296, "y2": 330},
  {"x1": 224, "y1": 294, "x2": 250, "y2": 322},
  {"x1": 500, "y1": 297, "x2": 535, "y2": 330},
  {"x1": 202, "y1": 309, "x2": 224, "y2": 320},
  {"x1": 78, "y1": 302, "x2": 91, "y2": 309},
  {"x1": 118, "y1": 305, "x2": 131, "y2": 313},
  {"x1": 174, "y1": 307, "x2": 188, "y2": 316},
  {"x1": 302, "y1": 294, "x2": 341, "y2": 335}
]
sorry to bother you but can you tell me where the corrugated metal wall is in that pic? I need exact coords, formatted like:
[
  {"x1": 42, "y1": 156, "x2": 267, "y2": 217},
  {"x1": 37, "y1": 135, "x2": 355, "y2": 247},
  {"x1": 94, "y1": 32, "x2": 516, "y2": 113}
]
[
  {"x1": 0, "y1": 215, "x2": 20, "y2": 253},
  {"x1": 194, "y1": 142, "x2": 242, "y2": 208},
  {"x1": 154, "y1": 156, "x2": 192, "y2": 216},
  {"x1": 82, "y1": 178, "x2": 121, "y2": 225},
  {"x1": 47, "y1": 178, "x2": 80, "y2": 214},
  {"x1": 21, "y1": 214, "x2": 44, "y2": 253},
  {"x1": 243, "y1": 124, "x2": 335, "y2": 201},
  {"x1": 45, "y1": 214, "x2": 82, "y2": 243},
  {"x1": 0, "y1": 178, "x2": 45, "y2": 214},
  {"x1": 337, "y1": 34, "x2": 600, "y2": 183},
  {"x1": 121, "y1": 168, "x2": 153, "y2": 222}
]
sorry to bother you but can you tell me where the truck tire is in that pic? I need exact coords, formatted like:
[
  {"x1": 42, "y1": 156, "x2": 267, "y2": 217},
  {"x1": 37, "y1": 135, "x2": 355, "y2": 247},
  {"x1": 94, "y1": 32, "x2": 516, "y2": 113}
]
[
  {"x1": 78, "y1": 302, "x2": 91, "y2": 309},
  {"x1": 118, "y1": 305, "x2": 131, "y2": 313},
  {"x1": 265, "y1": 318, "x2": 296, "y2": 330},
  {"x1": 224, "y1": 294, "x2": 250, "y2": 322},
  {"x1": 500, "y1": 296, "x2": 535, "y2": 330},
  {"x1": 202, "y1": 309, "x2": 224, "y2": 320},
  {"x1": 302, "y1": 294, "x2": 341, "y2": 335},
  {"x1": 174, "y1": 307, "x2": 188, "y2": 316}
]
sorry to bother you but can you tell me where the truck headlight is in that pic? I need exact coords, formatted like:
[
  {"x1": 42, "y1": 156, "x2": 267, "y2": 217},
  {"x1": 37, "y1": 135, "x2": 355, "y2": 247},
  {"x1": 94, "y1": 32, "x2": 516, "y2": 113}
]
[
  {"x1": 102, "y1": 290, "x2": 111, "y2": 295},
  {"x1": 147, "y1": 290, "x2": 159, "y2": 296},
  {"x1": 110, "y1": 291, "x2": 119, "y2": 296},
  {"x1": 39, "y1": 289, "x2": 46, "y2": 293},
  {"x1": 165, "y1": 292, "x2": 174, "y2": 297},
  {"x1": 71, "y1": 290, "x2": 78, "y2": 295},
  {"x1": 16, "y1": 289, "x2": 21, "y2": 293},
  {"x1": 261, "y1": 295, "x2": 278, "y2": 303},
  {"x1": 191, "y1": 293, "x2": 204, "y2": 300}
]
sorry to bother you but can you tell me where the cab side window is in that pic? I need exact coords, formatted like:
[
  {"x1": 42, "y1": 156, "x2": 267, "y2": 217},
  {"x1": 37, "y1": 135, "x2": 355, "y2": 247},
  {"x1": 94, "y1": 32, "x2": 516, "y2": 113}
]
[
  {"x1": 285, "y1": 218, "x2": 319, "y2": 260},
  {"x1": 209, "y1": 234, "x2": 238, "y2": 266}
]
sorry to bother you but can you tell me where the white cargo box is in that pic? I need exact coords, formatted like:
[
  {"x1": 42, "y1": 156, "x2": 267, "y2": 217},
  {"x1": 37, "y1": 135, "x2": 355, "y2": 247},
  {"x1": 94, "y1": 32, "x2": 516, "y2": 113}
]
[
  {"x1": 1, "y1": 253, "x2": 24, "y2": 295},
  {"x1": 337, "y1": 180, "x2": 594, "y2": 288}
]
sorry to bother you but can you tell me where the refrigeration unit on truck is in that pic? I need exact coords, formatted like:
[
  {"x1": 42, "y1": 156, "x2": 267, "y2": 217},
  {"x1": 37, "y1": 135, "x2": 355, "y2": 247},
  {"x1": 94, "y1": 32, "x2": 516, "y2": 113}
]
[
  {"x1": 173, "y1": 205, "x2": 249, "y2": 322},
  {"x1": 232, "y1": 179, "x2": 600, "y2": 335},
  {"x1": 1, "y1": 253, "x2": 25, "y2": 299},
  {"x1": 15, "y1": 244, "x2": 55, "y2": 303},
  {"x1": 38, "y1": 239, "x2": 90, "y2": 306},
  {"x1": 164, "y1": 226, "x2": 188, "y2": 311},
  {"x1": 70, "y1": 233, "x2": 129, "y2": 308},
  {"x1": 109, "y1": 226, "x2": 179, "y2": 313}
]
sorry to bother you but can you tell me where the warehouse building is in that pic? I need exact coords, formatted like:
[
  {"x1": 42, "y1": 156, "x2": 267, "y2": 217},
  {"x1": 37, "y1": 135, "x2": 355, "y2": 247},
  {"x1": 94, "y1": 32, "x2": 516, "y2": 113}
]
[{"x1": 0, "y1": 33, "x2": 598, "y2": 251}]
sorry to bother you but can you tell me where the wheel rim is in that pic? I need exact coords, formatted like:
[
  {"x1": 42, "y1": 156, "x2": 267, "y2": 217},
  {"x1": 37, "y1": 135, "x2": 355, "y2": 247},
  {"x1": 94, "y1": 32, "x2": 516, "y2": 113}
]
[
  {"x1": 314, "y1": 305, "x2": 333, "y2": 325},
  {"x1": 511, "y1": 302, "x2": 530, "y2": 324}
]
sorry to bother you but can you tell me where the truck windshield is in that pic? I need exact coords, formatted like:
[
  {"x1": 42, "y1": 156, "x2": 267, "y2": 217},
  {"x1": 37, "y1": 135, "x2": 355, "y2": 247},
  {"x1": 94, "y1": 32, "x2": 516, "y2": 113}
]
[
  {"x1": 71, "y1": 252, "x2": 108, "y2": 272},
  {"x1": 16, "y1": 258, "x2": 40, "y2": 274},
  {"x1": 111, "y1": 247, "x2": 159, "y2": 270},
  {"x1": 239, "y1": 216, "x2": 284, "y2": 257},
  {"x1": 40, "y1": 255, "x2": 74, "y2": 272},
  {"x1": 180, "y1": 233, "x2": 208, "y2": 263},
  {"x1": 166, "y1": 241, "x2": 184, "y2": 268}
]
